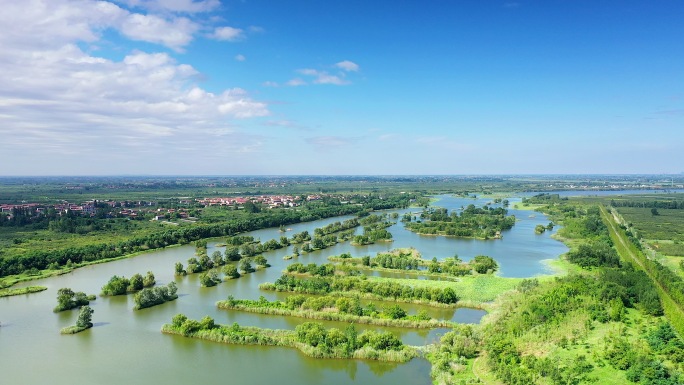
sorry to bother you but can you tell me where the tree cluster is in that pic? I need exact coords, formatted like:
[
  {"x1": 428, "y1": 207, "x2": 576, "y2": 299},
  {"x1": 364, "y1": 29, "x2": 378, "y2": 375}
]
[
  {"x1": 133, "y1": 282, "x2": 178, "y2": 310},
  {"x1": 101, "y1": 271, "x2": 155, "y2": 295}
]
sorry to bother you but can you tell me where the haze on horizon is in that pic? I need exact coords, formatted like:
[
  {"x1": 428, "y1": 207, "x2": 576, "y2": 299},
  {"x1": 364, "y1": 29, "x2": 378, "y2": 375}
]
[{"x1": 0, "y1": 0, "x2": 682, "y2": 176}]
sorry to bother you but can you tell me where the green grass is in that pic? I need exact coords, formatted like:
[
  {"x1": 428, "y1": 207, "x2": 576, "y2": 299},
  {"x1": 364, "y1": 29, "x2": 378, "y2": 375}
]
[
  {"x1": 0, "y1": 285, "x2": 47, "y2": 297},
  {"x1": 615, "y1": 207, "x2": 684, "y2": 243},
  {"x1": 162, "y1": 321, "x2": 418, "y2": 362},
  {"x1": 217, "y1": 300, "x2": 455, "y2": 329},
  {"x1": 60, "y1": 324, "x2": 91, "y2": 334},
  {"x1": 368, "y1": 275, "x2": 523, "y2": 306},
  {"x1": 660, "y1": 255, "x2": 684, "y2": 279},
  {"x1": 650, "y1": 240, "x2": 684, "y2": 257}
]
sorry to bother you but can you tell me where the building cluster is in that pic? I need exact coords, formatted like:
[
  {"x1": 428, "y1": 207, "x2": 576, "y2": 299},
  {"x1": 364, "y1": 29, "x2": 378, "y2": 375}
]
[
  {"x1": 2, "y1": 194, "x2": 325, "y2": 222},
  {"x1": 196, "y1": 194, "x2": 322, "y2": 209},
  {"x1": 1, "y1": 200, "x2": 158, "y2": 220}
]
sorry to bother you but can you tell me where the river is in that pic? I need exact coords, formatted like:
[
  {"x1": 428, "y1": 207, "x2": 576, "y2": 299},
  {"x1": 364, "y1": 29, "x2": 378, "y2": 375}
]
[{"x1": 0, "y1": 194, "x2": 567, "y2": 384}]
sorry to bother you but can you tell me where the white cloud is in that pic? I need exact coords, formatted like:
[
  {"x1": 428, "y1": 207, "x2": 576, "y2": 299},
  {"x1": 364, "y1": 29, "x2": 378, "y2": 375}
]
[
  {"x1": 335, "y1": 60, "x2": 359, "y2": 72},
  {"x1": 296, "y1": 69, "x2": 348, "y2": 85},
  {"x1": 120, "y1": 13, "x2": 198, "y2": 51},
  {"x1": 235, "y1": 54, "x2": 246, "y2": 61},
  {"x1": 262, "y1": 81, "x2": 279, "y2": 87},
  {"x1": 0, "y1": 0, "x2": 269, "y2": 170},
  {"x1": 314, "y1": 73, "x2": 347, "y2": 85},
  {"x1": 116, "y1": 0, "x2": 221, "y2": 13},
  {"x1": 0, "y1": 0, "x2": 202, "y2": 52},
  {"x1": 210, "y1": 26, "x2": 244, "y2": 41}
]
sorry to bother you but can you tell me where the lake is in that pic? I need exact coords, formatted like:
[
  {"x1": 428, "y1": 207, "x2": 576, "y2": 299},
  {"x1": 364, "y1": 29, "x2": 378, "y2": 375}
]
[{"x1": 0, "y1": 194, "x2": 567, "y2": 384}]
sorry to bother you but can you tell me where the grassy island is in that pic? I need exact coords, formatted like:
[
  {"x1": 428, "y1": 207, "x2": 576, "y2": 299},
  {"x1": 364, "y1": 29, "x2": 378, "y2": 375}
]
[
  {"x1": 404, "y1": 204, "x2": 515, "y2": 239},
  {"x1": 0, "y1": 285, "x2": 46, "y2": 297},
  {"x1": 60, "y1": 305, "x2": 94, "y2": 335},
  {"x1": 217, "y1": 295, "x2": 455, "y2": 329},
  {"x1": 162, "y1": 314, "x2": 418, "y2": 362},
  {"x1": 328, "y1": 248, "x2": 499, "y2": 277},
  {"x1": 260, "y1": 274, "x2": 460, "y2": 306}
]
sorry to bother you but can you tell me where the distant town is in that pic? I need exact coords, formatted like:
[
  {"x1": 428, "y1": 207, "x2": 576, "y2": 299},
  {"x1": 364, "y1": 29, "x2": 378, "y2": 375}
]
[{"x1": 0, "y1": 194, "x2": 326, "y2": 222}]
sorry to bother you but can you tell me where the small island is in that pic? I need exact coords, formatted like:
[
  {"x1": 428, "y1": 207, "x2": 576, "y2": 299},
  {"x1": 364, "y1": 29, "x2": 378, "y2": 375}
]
[
  {"x1": 0, "y1": 286, "x2": 47, "y2": 298},
  {"x1": 404, "y1": 204, "x2": 515, "y2": 239},
  {"x1": 60, "y1": 305, "x2": 94, "y2": 334},
  {"x1": 162, "y1": 314, "x2": 417, "y2": 362}
]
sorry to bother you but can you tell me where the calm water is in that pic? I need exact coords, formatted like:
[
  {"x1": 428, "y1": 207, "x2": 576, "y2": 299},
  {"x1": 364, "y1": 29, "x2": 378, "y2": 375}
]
[{"x1": 0, "y1": 194, "x2": 565, "y2": 384}]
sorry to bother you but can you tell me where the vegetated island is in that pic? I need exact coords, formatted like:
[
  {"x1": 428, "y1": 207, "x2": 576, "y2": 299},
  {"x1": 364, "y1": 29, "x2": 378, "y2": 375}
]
[
  {"x1": 403, "y1": 204, "x2": 515, "y2": 239},
  {"x1": 133, "y1": 282, "x2": 178, "y2": 310},
  {"x1": 217, "y1": 294, "x2": 455, "y2": 329},
  {"x1": 162, "y1": 314, "x2": 418, "y2": 362},
  {"x1": 260, "y1": 274, "x2": 460, "y2": 307},
  {"x1": 327, "y1": 248, "x2": 499, "y2": 277},
  {"x1": 54, "y1": 287, "x2": 95, "y2": 312},
  {"x1": 0, "y1": 285, "x2": 47, "y2": 297},
  {"x1": 60, "y1": 305, "x2": 94, "y2": 335}
]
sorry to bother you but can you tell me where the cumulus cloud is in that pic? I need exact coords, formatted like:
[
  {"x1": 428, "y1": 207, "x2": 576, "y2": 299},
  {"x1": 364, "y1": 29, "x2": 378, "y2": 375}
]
[
  {"x1": 210, "y1": 26, "x2": 244, "y2": 41},
  {"x1": 0, "y1": 0, "x2": 269, "y2": 171},
  {"x1": 335, "y1": 60, "x2": 359, "y2": 72},
  {"x1": 120, "y1": 13, "x2": 198, "y2": 50}
]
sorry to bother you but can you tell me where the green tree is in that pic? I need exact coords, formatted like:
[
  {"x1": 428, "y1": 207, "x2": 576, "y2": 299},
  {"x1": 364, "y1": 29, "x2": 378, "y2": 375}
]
[
  {"x1": 428, "y1": 257, "x2": 441, "y2": 273},
  {"x1": 174, "y1": 262, "x2": 186, "y2": 276},
  {"x1": 199, "y1": 271, "x2": 220, "y2": 287},
  {"x1": 55, "y1": 288, "x2": 76, "y2": 312},
  {"x1": 472, "y1": 255, "x2": 498, "y2": 274},
  {"x1": 101, "y1": 275, "x2": 129, "y2": 295},
  {"x1": 76, "y1": 305, "x2": 93, "y2": 328},
  {"x1": 253, "y1": 255, "x2": 270, "y2": 267},
  {"x1": 222, "y1": 264, "x2": 241, "y2": 279},
  {"x1": 239, "y1": 258, "x2": 254, "y2": 273},
  {"x1": 384, "y1": 304, "x2": 407, "y2": 319},
  {"x1": 128, "y1": 273, "x2": 144, "y2": 291},
  {"x1": 143, "y1": 271, "x2": 155, "y2": 287},
  {"x1": 212, "y1": 250, "x2": 224, "y2": 266},
  {"x1": 225, "y1": 246, "x2": 241, "y2": 261}
]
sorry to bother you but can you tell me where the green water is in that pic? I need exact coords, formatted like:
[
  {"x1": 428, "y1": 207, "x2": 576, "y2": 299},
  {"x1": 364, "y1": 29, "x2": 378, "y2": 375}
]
[{"x1": 0, "y1": 195, "x2": 566, "y2": 384}]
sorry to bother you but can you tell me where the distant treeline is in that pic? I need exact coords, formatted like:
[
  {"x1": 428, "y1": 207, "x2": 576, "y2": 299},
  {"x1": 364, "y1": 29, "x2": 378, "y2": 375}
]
[
  {"x1": 610, "y1": 200, "x2": 684, "y2": 210},
  {"x1": 0, "y1": 194, "x2": 413, "y2": 277}
]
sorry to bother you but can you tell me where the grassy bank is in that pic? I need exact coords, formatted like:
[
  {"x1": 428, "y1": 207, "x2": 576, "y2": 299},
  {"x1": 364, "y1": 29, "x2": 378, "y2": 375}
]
[{"x1": 162, "y1": 315, "x2": 418, "y2": 362}]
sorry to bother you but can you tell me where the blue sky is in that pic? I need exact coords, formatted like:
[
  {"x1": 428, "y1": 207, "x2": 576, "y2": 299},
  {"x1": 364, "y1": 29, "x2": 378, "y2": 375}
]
[{"x1": 0, "y1": 0, "x2": 682, "y2": 175}]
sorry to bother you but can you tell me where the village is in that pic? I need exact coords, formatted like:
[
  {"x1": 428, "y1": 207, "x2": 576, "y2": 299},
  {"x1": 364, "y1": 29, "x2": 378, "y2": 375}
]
[{"x1": 0, "y1": 194, "x2": 326, "y2": 223}]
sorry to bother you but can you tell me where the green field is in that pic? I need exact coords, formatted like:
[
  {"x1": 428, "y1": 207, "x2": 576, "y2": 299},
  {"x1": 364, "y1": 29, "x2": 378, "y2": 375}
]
[{"x1": 616, "y1": 207, "x2": 684, "y2": 243}]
